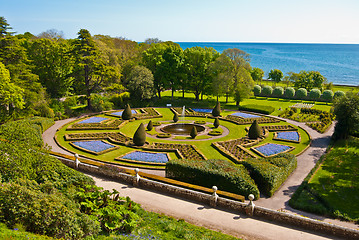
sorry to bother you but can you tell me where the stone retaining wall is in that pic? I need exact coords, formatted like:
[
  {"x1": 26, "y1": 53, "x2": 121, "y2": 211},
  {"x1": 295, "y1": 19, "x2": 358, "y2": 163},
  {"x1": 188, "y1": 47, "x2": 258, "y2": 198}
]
[{"x1": 55, "y1": 154, "x2": 359, "y2": 239}]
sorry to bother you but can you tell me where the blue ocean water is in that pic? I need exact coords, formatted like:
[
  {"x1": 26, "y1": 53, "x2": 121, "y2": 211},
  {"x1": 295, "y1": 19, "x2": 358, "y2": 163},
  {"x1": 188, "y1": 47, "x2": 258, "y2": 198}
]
[{"x1": 177, "y1": 42, "x2": 359, "y2": 86}]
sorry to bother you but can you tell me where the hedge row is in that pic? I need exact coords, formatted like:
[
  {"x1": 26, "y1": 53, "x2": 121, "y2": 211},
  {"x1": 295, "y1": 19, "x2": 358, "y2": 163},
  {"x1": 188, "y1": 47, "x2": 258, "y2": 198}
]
[
  {"x1": 242, "y1": 153, "x2": 297, "y2": 197},
  {"x1": 238, "y1": 104, "x2": 275, "y2": 115},
  {"x1": 166, "y1": 158, "x2": 260, "y2": 199}
]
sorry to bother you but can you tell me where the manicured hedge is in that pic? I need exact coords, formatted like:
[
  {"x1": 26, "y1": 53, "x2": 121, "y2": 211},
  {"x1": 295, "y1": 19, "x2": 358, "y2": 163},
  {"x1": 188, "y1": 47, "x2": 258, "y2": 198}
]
[
  {"x1": 166, "y1": 158, "x2": 260, "y2": 199},
  {"x1": 238, "y1": 104, "x2": 275, "y2": 115},
  {"x1": 242, "y1": 153, "x2": 297, "y2": 197}
]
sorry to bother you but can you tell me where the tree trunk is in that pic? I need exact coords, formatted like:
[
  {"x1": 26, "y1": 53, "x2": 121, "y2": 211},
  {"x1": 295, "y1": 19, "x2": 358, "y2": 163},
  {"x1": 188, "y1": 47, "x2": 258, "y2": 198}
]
[
  {"x1": 171, "y1": 88, "x2": 174, "y2": 101},
  {"x1": 157, "y1": 88, "x2": 162, "y2": 99},
  {"x1": 217, "y1": 95, "x2": 219, "y2": 102},
  {"x1": 236, "y1": 101, "x2": 239, "y2": 106},
  {"x1": 226, "y1": 93, "x2": 229, "y2": 103}
]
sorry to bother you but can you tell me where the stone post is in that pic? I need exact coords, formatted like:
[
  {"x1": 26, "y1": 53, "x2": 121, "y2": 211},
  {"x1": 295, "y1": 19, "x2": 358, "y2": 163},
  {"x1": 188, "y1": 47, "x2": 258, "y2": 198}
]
[
  {"x1": 133, "y1": 168, "x2": 140, "y2": 186},
  {"x1": 245, "y1": 194, "x2": 255, "y2": 216},
  {"x1": 210, "y1": 186, "x2": 218, "y2": 207},
  {"x1": 74, "y1": 153, "x2": 80, "y2": 169}
]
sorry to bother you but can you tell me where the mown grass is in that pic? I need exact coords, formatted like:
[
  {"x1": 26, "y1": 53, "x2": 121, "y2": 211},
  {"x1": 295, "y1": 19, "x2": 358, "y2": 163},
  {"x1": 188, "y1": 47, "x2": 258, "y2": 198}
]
[{"x1": 290, "y1": 137, "x2": 359, "y2": 222}]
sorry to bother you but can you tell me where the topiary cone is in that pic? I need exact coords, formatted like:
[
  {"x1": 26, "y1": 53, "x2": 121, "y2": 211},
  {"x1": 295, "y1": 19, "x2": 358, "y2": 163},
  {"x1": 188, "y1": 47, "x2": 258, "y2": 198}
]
[
  {"x1": 147, "y1": 120, "x2": 153, "y2": 131},
  {"x1": 133, "y1": 123, "x2": 146, "y2": 146},
  {"x1": 213, "y1": 117, "x2": 220, "y2": 128},
  {"x1": 122, "y1": 104, "x2": 133, "y2": 120},
  {"x1": 248, "y1": 120, "x2": 262, "y2": 139},
  {"x1": 190, "y1": 126, "x2": 198, "y2": 139},
  {"x1": 173, "y1": 113, "x2": 179, "y2": 122},
  {"x1": 212, "y1": 102, "x2": 221, "y2": 117}
]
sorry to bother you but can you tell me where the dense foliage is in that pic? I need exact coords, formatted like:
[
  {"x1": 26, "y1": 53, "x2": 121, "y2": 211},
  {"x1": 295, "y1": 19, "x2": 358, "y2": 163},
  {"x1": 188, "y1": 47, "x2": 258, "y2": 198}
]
[{"x1": 166, "y1": 158, "x2": 260, "y2": 199}]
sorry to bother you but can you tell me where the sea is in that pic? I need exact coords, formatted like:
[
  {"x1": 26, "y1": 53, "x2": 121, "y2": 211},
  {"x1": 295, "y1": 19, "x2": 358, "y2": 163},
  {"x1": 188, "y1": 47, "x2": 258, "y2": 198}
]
[{"x1": 177, "y1": 42, "x2": 359, "y2": 86}]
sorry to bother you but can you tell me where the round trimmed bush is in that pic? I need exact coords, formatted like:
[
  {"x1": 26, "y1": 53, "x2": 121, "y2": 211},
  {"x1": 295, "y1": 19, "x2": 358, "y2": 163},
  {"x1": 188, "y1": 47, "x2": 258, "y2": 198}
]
[
  {"x1": 173, "y1": 113, "x2": 179, "y2": 122},
  {"x1": 147, "y1": 120, "x2": 153, "y2": 131},
  {"x1": 133, "y1": 123, "x2": 146, "y2": 146},
  {"x1": 152, "y1": 121, "x2": 161, "y2": 126},
  {"x1": 157, "y1": 133, "x2": 171, "y2": 138},
  {"x1": 285, "y1": 87, "x2": 295, "y2": 98},
  {"x1": 212, "y1": 102, "x2": 221, "y2": 117},
  {"x1": 190, "y1": 126, "x2": 198, "y2": 139},
  {"x1": 253, "y1": 85, "x2": 261, "y2": 96},
  {"x1": 273, "y1": 86, "x2": 284, "y2": 97},
  {"x1": 248, "y1": 120, "x2": 262, "y2": 139},
  {"x1": 194, "y1": 120, "x2": 206, "y2": 125},
  {"x1": 322, "y1": 90, "x2": 334, "y2": 102},
  {"x1": 309, "y1": 89, "x2": 321, "y2": 100},
  {"x1": 213, "y1": 117, "x2": 220, "y2": 128},
  {"x1": 121, "y1": 104, "x2": 133, "y2": 120},
  {"x1": 295, "y1": 88, "x2": 307, "y2": 99},
  {"x1": 262, "y1": 85, "x2": 273, "y2": 96},
  {"x1": 333, "y1": 90, "x2": 345, "y2": 99},
  {"x1": 208, "y1": 129, "x2": 222, "y2": 136}
]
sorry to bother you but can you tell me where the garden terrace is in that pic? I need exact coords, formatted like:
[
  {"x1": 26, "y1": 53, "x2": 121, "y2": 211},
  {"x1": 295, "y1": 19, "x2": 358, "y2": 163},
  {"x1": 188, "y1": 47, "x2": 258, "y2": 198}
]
[
  {"x1": 67, "y1": 119, "x2": 126, "y2": 130},
  {"x1": 146, "y1": 142, "x2": 206, "y2": 161},
  {"x1": 224, "y1": 115, "x2": 280, "y2": 125},
  {"x1": 65, "y1": 132, "x2": 131, "y2": 144}
]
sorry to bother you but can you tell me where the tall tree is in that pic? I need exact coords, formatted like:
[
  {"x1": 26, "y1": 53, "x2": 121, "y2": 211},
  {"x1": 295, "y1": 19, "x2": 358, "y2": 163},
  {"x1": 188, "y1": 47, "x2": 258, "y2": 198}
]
[
  {"x1": 126, "y1": 65, "x2": 154, "y2": 101},
  {"x1": 268, "y1": 69, "x2": 283, "y2": 85},
  {"x1": 71, "y1": 29, "x2": 117, "y2": 110},
  {"x1": 184, "y1": 47, "x2": 219, "y2": 101},
  {"x1": 251, "y1": 67, "x2": 264, "y2": 85},
  {"x1": 0, "y1": 17, "x2": 14, "y2": 38},
  {"x1": 294, "y1": 70, "x2": 326, "y2": 91},
  {"x1": 27, "y1": 38, "x2": 74, "y2": 98}
]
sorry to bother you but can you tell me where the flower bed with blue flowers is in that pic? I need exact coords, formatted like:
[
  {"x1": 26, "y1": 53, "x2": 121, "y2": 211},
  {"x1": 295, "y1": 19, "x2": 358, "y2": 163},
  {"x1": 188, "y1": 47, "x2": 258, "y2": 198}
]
[
  {"x1": 231, "y1": 112, "x2": 261, "y2": 118},
  {"x1": 274, "y1": 131, "x2": 300, "y2": 143},
  {"x1": 252, "y1": 143, "x2": 294, "y2": 157},
  {"x1": 121, "y1": 151, "x2": 169, "y2": 163},
  {"x1": 111, "y1": 110, "x2": 137, "y2": 116},
  {"x1": 70, "y1": 140, "x2": 118, "y2": 155},
  {"x1": 77, "y1": 117, "x2": 108, "y2": 124},
  {"x1": 191, "y1": 108, "x2": 212, "y2": 113}
]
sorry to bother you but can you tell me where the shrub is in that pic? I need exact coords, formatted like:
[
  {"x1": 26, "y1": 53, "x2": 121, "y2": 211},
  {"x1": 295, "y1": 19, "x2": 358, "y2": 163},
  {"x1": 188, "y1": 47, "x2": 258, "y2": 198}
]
[
  {"x1": 242, "y1": 153, "x2": 297, "y2": 197},
  {"x1": 173, "y1": 112, "x2": 179, "y2": 122},
  {"x1": 322, "y1": 90, "x2": 334, "y2": 102},
  {"x1": 190, "y1": 126, "x2": 197, "y2": 139},
  {"x1": 212, "y1": 102, "x2": 221, "y2": 117},
  {"x1": 157, "y1": 133, "x2": 171, "y2": 138},
  {"x1": 208, "y1": 129, "x2": 222, "y2": 136},
  {"x1": 166, "y1": 158, "x2": 260, "y2": 199},
  {"x1": 262, "y1": 85, "x2": 273, "y2": 96},
  {"x1": 295, "y1": 88, "x2": 307, "y2": 99},
  {"x1": 194, "y1": 120, "x2": 206, "y2": 125},
  {"x1": 213, "y1": 117, "x2": 220, "y2": 128},
  {"x1": 238, "y1": 104, "x2": 275, "y2": 115},
  {"x1": 285, "y1": 87, "x2": 295, "y2": 99},
  {"x1": 273, "y1": 86, "x2": 284, "y2": 98},
  {"x1": 133, "y1": 123, "x2": 146, "y2": 146},
  {"x1": 253, "y1": 85, "x2": 261, "y2": 96},
  {"x1": 108, "y1": 92, "x2": 130, "y2": 108},
  {"x1": 248, "y1": 120, "x2": 262, "y2": 139},
  {"x1": 333, "y1": 90, "x2": 345, "y2": 99},
  {"x1": 309, "y1": 89, "x2": 321, "y2": 100},
  {"x1": 90, "y1": 94, "x2": 114, "y2": 112},
  {"x1": 122, "y1": 104, "x2": 133, "y2": 120},
  {"x1": 147, "y1": 120, "x2": 153, "y2": 131}
]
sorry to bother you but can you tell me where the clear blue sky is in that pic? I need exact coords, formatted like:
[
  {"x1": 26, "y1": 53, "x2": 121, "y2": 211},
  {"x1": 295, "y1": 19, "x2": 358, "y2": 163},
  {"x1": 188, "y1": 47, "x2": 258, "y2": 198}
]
[{"x1": 2, "y1": 0, "x2": 359, "y2": 43}]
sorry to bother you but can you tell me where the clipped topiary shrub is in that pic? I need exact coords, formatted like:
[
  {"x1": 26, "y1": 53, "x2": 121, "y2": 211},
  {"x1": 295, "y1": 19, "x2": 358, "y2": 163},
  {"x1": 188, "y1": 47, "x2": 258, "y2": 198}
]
[
  {"x1": 295, "y1": 88, "x2": 308, "y2": 100},
  {"x1": 238, "y1": 104, "x2": 275, "y2": 114},
  {"x1": 322, "y1": 89, "x2": 334, "y2": 102},
  {"x1": 213, "y1": 117, "x2": 220, "y2": 128},
  {"x1": 166, "y1": 158, "x2": 260, "y2": 199},
  {"x1": 133, "y1": 123, "x2": 146, "y2": 146},
  {"x1": 273, "y1": 86, "x2": 284, "y2": 98},
  {"x1": 262, "y1": 85, "x2": 273, "y2": 96},
  {"x1": 285, "y1": 87, "x2": 295, "y2": 99},
  {"x1": 121, "y1": 104, "x2": 133, "y2": 120},
  {"x1": 194, "y1": 120, "x2": 206, "y2": 125},
  {"x1": 173, "y1": 113, "x2": 179, "y2": 122},
  {"x1": 242, "y1": 153, "x2": 297, "y2": 197},
  {"x1": 253, "y1": 85, "x2": 261, "y2": 96},
  {"x1": 208, "y1": 129, "x2": 222, "y2": 136},
  {"x1": 309, "y1": 88, "x2": 321, "y2": 101},
  {"x1": 147, "y1": 120, "x2": 153, "y2": 131},
  {"x1": 212, "y1": 102, "x2": 221, "y2": 117},
  {"x1": 333, "y1": 90, "x2": 345, "y2": 99},
  {"x1": 190, "y1": 126, "x2": 197, "y2": 139},
  {"x1": 157, "y1": 133, "x2": 171, "y2": 138},
  {"x1": 248, "y1": 120, "x2": 262, "y2": 139}
]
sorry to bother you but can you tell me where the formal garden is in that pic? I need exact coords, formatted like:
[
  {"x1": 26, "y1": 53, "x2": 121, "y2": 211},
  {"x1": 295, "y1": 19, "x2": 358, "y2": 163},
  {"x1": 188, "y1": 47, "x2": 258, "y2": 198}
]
[{"x1": 56, "y1": 103, "x2": 311, "y2": 199}]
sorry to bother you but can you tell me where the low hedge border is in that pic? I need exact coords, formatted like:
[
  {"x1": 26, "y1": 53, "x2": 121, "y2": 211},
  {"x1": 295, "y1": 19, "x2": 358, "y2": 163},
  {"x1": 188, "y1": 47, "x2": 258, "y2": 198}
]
[
  {"x1": 208, "y1": 130, "x2": 222, "y2": 136},
  {"x1": 69, "y1": 140, "x2": 120, "y2": 155},
  {"x1": 251, "y1": 143, "x2": 295, "y2": 158},
  {"x1": 157, "y1": 133, "x2": 171, "y2": 138},
  {"x1": 273, "y1": 131, "x2": 301, "y2": 143}
]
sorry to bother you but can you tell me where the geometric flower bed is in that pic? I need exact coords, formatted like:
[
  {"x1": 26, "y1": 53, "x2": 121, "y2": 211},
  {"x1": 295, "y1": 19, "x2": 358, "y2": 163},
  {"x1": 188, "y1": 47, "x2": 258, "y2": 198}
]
[
  {"x1": 70, "y1": 140, "x2": 119, "y2": 155},
  {"x1": 231, "y1": 112, "x2": 261, "y2": 118},
  {"x1": 110, "y1": 110, "x2": 137, "y2": 116},
  {"x1": 67, "y1": 119, "x2": 125, "y2": 130},
  {"x1": 146, "y1": 142, "x2": 206, "y2": 161},
  {"x1": 251, "y1": 143, "x2": 294, "y2": 157},
  {"x1": 191, "y1": 108, "x2": 212, "y2": 113},
  {"x1": 224, "y1": 115, "x2": 280, "y2": 125},
  {"x1": 273, "y1": 131, "x2": 300, "y2": 143},
  {"x1": 120, "y1": 151, "x2": 169, "y2": 163},
  {"x1": 77, "y1": 116, "x2": 108, "y2": 124}
]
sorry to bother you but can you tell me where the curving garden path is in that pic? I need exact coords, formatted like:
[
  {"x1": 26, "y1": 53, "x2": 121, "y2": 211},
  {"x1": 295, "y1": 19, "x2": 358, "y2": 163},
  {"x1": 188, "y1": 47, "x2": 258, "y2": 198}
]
[{"x1": 43, "y1": 114, "x2": 358, "y2": 239}]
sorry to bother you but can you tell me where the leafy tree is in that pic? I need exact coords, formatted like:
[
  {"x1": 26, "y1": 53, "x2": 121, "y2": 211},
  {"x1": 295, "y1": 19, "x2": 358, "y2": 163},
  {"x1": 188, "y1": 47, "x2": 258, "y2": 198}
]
[
  {"x1": 268, "y1": 69, "x2": 283, "y2": 85},
  {"x1": 322, "y1": 89, "x2": 334, "y2": 103},
  {"x1": 71, "y1": 29, "x2": 118, "y2": 110},
  {"x1": 233, "y1": 69, "x2": 253, "y2": 106},
  {"x1": 37, "y1": 29, "x2": 64, "y2": 39},
  {"x1": 251, "y1": 67, "x2": 264, "y2": 84},
  {"x1": 184, "y1": 47, "x2": 219, "y2": 101},
  {"x1": 333, "y1": 90, "x2": 345, "y2": 99},
  {"x1": 333, "y1": 93, "x2": 359, "y2": 139},
  {"x1": 144, "y1": 38, "x2": 162, "y2": 44},
  {"x1": 133, "y1": 123, "x2": 146, "y2": 146},
  {"x1": 295, "y1": 88, "x2": 307, "y2": 100},
  {"x1": 309, "y1": 88, "x2": 321, "y2": 101},
  {"x1": 126, "y1": 65, "x2": 154, "y2": 101},
  {"x1": 294, "y1": 70, "x2": 326, "y2": 91},
  {"x1": 273, "y1": 86, "x2": 284, "y2": 98},
  {"x1": 253, "y1": 85, "x2": 261, "y2": 96},
  {"x1": 27, "y1": 38, "x2": 74, "y2": 98},
  {"x1": 285, "y1": 87, "x2": 295, "y2": 98},
  {"x1": 0, "y1": 17, "x2": 14, "y2": 37},
  {"x1": 262, "y1": 85, "x2": 273, "y2": 96}
]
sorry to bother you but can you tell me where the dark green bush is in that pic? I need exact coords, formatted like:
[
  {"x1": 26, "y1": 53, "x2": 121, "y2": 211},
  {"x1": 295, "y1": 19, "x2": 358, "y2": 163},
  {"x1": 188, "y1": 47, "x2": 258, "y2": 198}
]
[
  {"x1": 133, "y1": 123, "x2": 146, "y2": 146},
  {"x1": 253, "y1": 85, "x2": 261, "y2": 96},
  {"x1": 212, "y1": 102, "x2": 221, "y2": 117},
  {"x1": 147, "y1": 120, "x2": 153, "y2": 131},
  {"x1": 242, "y1": 153, "x2": 297, "y2": 197},
  {"x1": 213, "y1": 117, "x2": 220, "y2": 128},
  {"x1": 122, "y1": 104, "x2": 133, "y2": 120},
  {"x1": 166, "y1": 158, "x2": 260, "y2": 199},
  {"x1": 190, "y1": 126, "x2": 198, "y2": 139},
  {"x1": 238, "y1": 104, "x2": 275, "y2": 114},
  {"x1": 90, "y1": 94, "x2": 114, "y2": 112},
  {"x1": 173, "y1": 112, "x2": 179, "y2": 122},
  {"x1": 248, "y1": 120, "x2": 262, "y2": 139}
]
